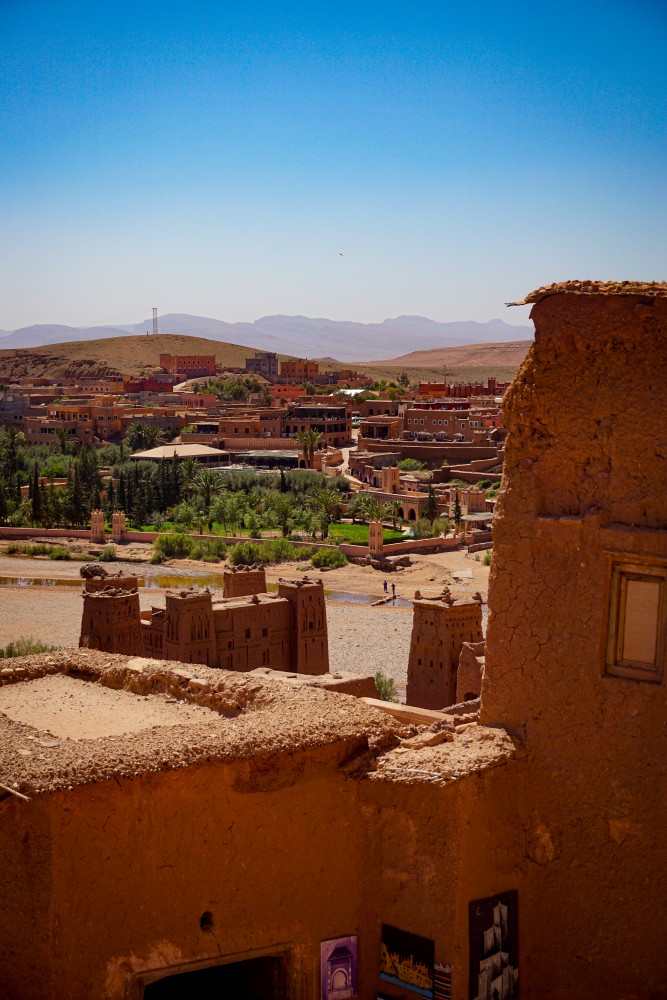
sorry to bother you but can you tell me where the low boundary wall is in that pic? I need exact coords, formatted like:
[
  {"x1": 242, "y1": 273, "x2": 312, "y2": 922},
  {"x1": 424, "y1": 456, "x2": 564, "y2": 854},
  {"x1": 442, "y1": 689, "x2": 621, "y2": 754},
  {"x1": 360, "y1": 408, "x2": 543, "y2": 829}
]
[
  {"x1": 0, "y1": 526, "x2": 328, "y2": 551},
  {"x1": 339, "y1": 536, "x2": 460, "y2": 558}
]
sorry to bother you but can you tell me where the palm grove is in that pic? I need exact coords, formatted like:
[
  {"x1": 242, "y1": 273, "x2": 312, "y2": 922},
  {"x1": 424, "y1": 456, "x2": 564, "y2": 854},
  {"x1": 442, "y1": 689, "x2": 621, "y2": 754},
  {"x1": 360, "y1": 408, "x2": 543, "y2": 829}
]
[{"x1": 0, "y1": 424, "x2": 451, "y2": 546}]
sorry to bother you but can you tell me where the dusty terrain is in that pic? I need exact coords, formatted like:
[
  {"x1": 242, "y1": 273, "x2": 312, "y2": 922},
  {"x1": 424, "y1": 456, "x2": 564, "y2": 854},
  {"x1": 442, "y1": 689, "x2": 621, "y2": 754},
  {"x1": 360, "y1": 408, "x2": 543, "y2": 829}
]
[
  {"x1": 360, "y1": 338, "x2": 531, "y2": 371},
  {"x1": 0, "y1": 547, "x2": 490, "y2": 699}
]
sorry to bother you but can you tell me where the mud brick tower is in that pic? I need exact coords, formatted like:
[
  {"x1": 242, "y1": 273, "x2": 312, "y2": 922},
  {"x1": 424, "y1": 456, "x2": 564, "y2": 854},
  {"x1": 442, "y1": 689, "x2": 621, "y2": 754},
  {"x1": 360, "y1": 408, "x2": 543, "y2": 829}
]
[
  {"x1": 406, "y1": 590, "x2": 483, "y2": 708},
  {"x1": 79, "y1": 584, "x2": 143, "y2": 655},
  {"x1": 222, "y1": 565, "x2": 267, "y2": 598},
  {"x1": 163, "y1": 590, "x2": 216, "y2": 667},
  {"x1": 278, "y1": 577, "x2": 329, "y2": 675}
]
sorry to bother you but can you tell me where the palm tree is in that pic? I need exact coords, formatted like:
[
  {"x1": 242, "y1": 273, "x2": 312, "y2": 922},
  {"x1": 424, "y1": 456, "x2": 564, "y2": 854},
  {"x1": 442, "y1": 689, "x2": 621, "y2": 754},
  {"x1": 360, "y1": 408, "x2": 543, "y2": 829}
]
[
  {"x1": 307, "y1": 487, "x2": 344, "y2": 539},
  {"x1": 272, "y1": 493, "x2": 294, "y2": 537},
  {"x1": 55, "y1": 426, "x2": 72, "y2": 456},
  {"x1": 193, "y1": 468, "x2": 222, "y2": 509},
  {"x1": 386, "y1": 499, "x2": 403, "y2": 530},
  {"x1": 178, "y1": 457, "x2": 200, "y2": 500},
  {"x1": 295, "y1": 428, "x2": 323, "y2": 469},
  {"x1": 0, "y1": 427, "x2": 25, "y2": 477},
  {"x1": 124, "y1": 420, "x2": 167, "y2": 453},
  {"x1": 346, "y1": 494, "x2": 366, "y2": 524},
  {"x1": 360, "y1": 496, "x2": 388, "y2": 523}
]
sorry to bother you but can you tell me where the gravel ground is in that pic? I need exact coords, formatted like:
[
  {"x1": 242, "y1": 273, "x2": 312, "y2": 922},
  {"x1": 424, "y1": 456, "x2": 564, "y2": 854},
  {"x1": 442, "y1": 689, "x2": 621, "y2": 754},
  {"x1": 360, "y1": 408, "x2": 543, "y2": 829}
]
[{"x1": 326, "y1": 603, "x2": 412, "y2": 696}]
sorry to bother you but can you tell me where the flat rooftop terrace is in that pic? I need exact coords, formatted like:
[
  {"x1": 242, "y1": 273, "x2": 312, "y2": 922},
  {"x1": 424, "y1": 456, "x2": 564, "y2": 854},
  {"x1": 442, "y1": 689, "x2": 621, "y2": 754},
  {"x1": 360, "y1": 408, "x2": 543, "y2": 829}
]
[{"x1": 0, "y1": 650, "x2": 517, "y2": 799}]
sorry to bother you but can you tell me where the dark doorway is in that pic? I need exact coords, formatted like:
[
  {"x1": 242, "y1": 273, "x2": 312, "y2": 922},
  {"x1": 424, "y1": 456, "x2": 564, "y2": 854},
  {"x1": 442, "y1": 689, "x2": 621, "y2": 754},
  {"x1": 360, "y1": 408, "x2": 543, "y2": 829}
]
[{"x1": 143, "y1": 956, "x2": 284, "y2": 1000}]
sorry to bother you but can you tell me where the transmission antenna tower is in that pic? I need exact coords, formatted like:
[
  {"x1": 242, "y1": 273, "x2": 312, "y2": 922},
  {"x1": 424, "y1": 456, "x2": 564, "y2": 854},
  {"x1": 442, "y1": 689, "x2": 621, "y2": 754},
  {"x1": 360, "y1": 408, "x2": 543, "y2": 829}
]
[{"x1": 152, "y1": 307, "x2": 158, "y2": 336}]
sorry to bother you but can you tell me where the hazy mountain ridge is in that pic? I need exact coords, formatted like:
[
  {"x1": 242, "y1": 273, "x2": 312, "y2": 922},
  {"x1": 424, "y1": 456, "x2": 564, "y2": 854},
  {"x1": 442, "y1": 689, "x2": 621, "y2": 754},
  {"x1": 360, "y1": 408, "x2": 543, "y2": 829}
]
[{"x1": 0, "y1": 313, "x2": 533, "y2": 361}]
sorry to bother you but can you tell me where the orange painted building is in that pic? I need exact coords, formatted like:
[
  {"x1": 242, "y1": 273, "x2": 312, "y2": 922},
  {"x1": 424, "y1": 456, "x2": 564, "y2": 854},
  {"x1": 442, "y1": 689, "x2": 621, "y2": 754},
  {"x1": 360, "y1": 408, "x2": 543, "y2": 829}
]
[{"x1": 280, "y1": 359, "x2": 319, "y2": 381}]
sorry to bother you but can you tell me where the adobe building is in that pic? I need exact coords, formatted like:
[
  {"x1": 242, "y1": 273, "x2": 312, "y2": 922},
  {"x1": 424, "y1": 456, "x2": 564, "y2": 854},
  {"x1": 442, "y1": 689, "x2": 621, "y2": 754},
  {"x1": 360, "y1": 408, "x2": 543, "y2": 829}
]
[
  {"x1": 1, "y1": 281, "x2": 666, "y2": 1000},
  {"x1": 406, "y1": 589, "x2": 483, "y2": 709},
  {"x1": 81, "y1": 574, "x2": 330, "y2": 675}
]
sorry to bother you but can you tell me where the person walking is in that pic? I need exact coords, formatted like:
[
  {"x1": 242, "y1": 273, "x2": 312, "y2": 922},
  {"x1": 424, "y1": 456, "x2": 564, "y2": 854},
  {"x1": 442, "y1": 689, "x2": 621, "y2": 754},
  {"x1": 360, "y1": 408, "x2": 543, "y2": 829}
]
[
  {"x1": 383, "y1": 580, "x2": 388, "y2": 594},
  {"x1": 391, "y1": 582, "x2": 396, "y2": 599}
]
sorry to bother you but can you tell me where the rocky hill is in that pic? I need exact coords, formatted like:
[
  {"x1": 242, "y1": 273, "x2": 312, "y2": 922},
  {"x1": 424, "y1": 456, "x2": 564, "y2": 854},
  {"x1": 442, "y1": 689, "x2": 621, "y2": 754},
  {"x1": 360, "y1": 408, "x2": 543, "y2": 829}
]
[{"x1": 0, "y1": 334, "x2": 281, "y2": 382}]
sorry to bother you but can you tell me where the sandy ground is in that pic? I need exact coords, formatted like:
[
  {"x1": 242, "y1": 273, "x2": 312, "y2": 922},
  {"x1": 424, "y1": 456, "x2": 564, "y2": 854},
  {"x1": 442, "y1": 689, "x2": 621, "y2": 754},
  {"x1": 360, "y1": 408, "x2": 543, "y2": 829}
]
[{"x1": 0, "y1": 547, "x2": 490, "y2": 699}]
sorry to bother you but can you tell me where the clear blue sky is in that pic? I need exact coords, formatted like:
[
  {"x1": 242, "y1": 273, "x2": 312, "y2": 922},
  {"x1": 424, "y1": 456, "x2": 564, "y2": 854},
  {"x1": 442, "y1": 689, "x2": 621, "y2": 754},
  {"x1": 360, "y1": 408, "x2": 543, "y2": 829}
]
[{"x1": 1, "y1": 0, "x2": 665, "y2": 330}]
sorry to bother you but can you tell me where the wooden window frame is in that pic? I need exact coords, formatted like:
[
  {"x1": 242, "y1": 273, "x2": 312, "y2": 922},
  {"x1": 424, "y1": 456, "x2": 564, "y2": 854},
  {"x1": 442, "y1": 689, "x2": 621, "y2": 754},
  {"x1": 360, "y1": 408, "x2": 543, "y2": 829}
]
[{"x1": 605, "y1": 560, "x2": 666, "y2": 683}]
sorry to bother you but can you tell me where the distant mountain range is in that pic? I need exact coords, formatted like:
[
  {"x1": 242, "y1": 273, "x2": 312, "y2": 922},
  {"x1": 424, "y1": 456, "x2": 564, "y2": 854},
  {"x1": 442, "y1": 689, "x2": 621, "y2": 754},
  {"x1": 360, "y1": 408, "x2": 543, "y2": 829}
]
[{"x1": 0, "y1": 313, "x2": 533, "y2": 362}]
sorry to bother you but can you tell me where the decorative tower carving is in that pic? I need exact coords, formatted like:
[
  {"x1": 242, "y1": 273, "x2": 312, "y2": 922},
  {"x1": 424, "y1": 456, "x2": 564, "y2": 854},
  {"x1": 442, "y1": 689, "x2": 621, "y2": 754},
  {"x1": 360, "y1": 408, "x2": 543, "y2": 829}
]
[
  {"x1": 111, "y1": 511, "x2": 126, "y2": 543},
  {"x1": 90, "y1": 510, "x2": 106, "y2": 544},
  {"x1": 368, "y1": 520, "x2": 384, "y2": 556}
]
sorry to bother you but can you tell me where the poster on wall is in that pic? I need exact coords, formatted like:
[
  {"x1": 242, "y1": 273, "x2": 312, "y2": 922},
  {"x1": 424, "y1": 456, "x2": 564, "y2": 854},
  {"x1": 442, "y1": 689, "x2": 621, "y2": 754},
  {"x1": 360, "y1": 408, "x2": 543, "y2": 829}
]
[
  {"x1": 433, "y1": 962, "x2": 453, "y2": 999},
  {"x1": 380, "y1": 924, "x2": 435, "y2": 998},
  {"x1": 468, "y1": 890, "x2": 518, "y2": 999},
  {"x1": 321, "y1": 935, "x2": 358, "y2": 1000}
]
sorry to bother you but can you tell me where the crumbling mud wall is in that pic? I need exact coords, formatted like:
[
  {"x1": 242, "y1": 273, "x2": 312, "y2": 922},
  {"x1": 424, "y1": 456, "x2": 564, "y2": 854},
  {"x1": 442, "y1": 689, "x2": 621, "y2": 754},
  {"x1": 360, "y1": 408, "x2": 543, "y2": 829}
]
[{"x1": 482, "y1": 288, "x2": 667, "y2": 997}]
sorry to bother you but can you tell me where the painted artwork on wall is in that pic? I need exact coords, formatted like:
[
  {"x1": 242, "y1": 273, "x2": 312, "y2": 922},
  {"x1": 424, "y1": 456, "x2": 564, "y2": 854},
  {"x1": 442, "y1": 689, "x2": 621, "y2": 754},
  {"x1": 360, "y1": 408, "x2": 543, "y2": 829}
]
[
  {"x1": 433, "y1": 962, "x2": 453, "y2": 999},
  {"x1": 380, "y1": 924, "x2": 435, "y2": 998},
  {"x1": 468, "y1": 890, "x2": 518, "y2": 999},
  {"x1": 321, "y1": 935, "x2": 358, "y2": 1000}
]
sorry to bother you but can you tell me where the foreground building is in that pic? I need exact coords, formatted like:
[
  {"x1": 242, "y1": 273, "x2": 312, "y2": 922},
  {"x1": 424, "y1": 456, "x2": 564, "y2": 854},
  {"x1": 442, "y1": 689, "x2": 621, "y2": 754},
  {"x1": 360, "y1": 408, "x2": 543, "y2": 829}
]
[{"x1": 1, "y1": 281, "x2": 665, "y2": 999}]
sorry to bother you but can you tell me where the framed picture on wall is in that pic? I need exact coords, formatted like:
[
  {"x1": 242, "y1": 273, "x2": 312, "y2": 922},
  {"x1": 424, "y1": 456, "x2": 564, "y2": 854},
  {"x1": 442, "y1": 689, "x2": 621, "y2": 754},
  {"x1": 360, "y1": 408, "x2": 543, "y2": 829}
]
[
  {"x1": 468, "y1": 890, "x2": 518, "y2": 999},
  {"x1": 380, "y1": 924, "x2": 434, "y2": 998},
  {"x1": 321, "y1": 935, "x2": 358, "y2": 1000}
]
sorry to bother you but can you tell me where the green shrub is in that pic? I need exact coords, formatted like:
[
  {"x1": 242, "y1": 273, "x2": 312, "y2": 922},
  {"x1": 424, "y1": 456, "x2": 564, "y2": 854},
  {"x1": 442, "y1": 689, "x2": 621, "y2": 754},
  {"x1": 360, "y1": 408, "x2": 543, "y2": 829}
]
[
  {"x1": 262, "y1": 537, "x2": 299, "y2": 563},
  {"x1": 0, "y1": 637, "x2": 58, "y2": 659},
  {"x1": 190, "y1": 538, "x2": 227, "y2": 562},
  {"x1": 311, "y1": 547, "x2": 348, "y2": 569},
  {"x1": 374, "y1": 671, "x2": 399, "y2": 702},
  {"x1": 413, "y1": 517, "x2": 438, "y2": 540},
  {"x1": 6, "y1": 542, "x2": 52, "y2": 556},
  {"x1": 48, "y1": 547, "x2": 71, "y2": 560},
  {"x1": 152, "y1": 533, "x2": 194, "y2": 560},
  {"x1": 398, "y1": 458, "x2": 427, "y2": 471},
  {"x1": 230, "y1": 541, "x2": 262, "y2": 565},
  {"x1": 482, "y1": 549, "x2": 493, "y2": 566},
  {"x1": 98, "y1": 545, "x2": 117, "y2": 562}
]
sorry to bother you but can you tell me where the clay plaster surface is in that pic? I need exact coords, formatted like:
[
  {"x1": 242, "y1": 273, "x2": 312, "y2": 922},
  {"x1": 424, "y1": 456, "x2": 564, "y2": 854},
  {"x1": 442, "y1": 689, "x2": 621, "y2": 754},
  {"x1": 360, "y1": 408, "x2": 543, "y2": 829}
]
[
  {"x1": 0, "y1": 673, "x2": 213, "y2": 740},
  {"x1": 0, "y1": 649, "x2": 516, "y2": 799},
  {"x1": 0, "y1": 649, "x2": 400, "y2": 795}
]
